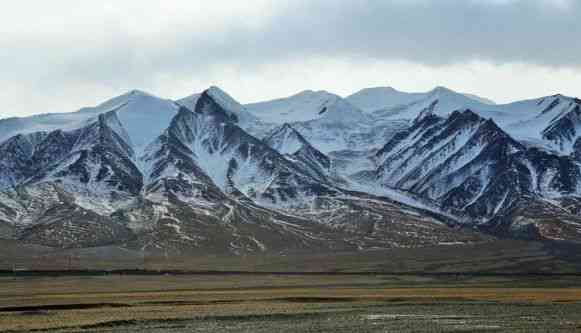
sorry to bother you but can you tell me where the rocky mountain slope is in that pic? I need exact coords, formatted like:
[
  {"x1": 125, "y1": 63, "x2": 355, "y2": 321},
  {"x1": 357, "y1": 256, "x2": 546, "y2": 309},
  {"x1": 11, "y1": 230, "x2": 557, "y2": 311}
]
[
  {"x1": 1, "y1": 85, "x2": 580, "y2": 253},
  {"x1": 0, "y1": 87, "x2": 487, "y2": 253},
  {"x1": 354, "y1": 107, "x2": 581, "y2": 241}
]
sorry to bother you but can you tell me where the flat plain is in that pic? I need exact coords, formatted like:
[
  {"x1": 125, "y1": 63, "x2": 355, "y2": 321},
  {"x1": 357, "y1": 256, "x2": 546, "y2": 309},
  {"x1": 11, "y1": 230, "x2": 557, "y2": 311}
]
[{"x1": 1, "y1": 273, "x2": 581, "y2": 332}]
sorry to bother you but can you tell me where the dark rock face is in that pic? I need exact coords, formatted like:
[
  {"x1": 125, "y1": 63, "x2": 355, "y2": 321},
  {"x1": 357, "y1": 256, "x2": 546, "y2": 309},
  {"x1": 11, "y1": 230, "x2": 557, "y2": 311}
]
[
  {"x1": 30, "y1": 130, "x2": 77, "y2": 171},
  {"x1": 523, "y1": 148, "x2": 581, "y2": 194},
  {"x1": 542, "y1": 104, "x2": 581, "y2": 150},
  {"x1": 0, "y1": 134, "x2": 44, "y2": 189},
  {"x1": 574, "y1": 138, "x2": 581, "y2": 162},
  {"x1": 0, "y1": 112, "x2": 144, "y2": 193},
  {"x1": 194, "y1": 90, "x2": 239, "y2": 123},
  {"x1": 0, "y1": 111, "x2": 143, "y2": 195},
  {"x1": 30, "y1": 112, "x2": 143, "y2": 195},
  {"x1": 372, "y1": 108, "x2": 581, "y2": 236},
  {"x1": 374, "y1": 110, "x2": 525, "y2": 220}
]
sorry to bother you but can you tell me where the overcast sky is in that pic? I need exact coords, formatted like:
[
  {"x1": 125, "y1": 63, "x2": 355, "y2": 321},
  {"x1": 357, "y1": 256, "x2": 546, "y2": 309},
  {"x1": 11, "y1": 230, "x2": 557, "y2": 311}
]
[{"x1": 1, "y1": 0, "x2": 581, "y2": 118}]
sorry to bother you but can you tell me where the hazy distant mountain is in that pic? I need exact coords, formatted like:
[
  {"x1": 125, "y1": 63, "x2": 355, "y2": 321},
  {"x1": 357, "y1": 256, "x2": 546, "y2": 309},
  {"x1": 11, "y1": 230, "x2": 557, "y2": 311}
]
[{"x1": 346, "y1": 86, "x2": 495, "y2": 115}]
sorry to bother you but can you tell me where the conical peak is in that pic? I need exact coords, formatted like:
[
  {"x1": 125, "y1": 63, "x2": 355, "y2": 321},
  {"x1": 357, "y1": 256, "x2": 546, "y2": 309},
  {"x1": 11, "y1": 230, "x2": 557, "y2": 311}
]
[
  {"x1": 195, "y1": 89, "x2": 239, "y2": 123},
  {"x1": 206, "y1": 86, "x2": 244, "y2": 111}
]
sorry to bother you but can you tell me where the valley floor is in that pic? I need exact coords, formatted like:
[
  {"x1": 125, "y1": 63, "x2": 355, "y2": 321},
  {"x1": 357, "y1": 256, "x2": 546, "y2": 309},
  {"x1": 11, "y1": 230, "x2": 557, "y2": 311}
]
[
  {"x1": 1, "y1": 273, "x2": 581, "y2": 332},
  {"x1": 3, "y1": 240, "x2": 581, "y2": 273}
]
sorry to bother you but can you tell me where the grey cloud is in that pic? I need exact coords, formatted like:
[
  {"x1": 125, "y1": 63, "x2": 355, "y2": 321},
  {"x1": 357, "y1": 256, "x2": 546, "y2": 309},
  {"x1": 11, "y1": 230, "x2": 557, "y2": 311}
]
[
  {"x1": 2, "y1": 0, "x2": 581, "y2": 117},
  {"x1": 230, "y1": 0, "x2": 581, "y2": 68},
  {"x1": 22, "y1": 0, "x2": 581, "y2": 86}
]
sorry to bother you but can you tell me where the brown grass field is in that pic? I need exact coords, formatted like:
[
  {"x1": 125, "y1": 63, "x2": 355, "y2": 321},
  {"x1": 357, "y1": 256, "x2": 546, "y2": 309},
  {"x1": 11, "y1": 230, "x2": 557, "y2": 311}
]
[
  {"x1": 1, "y1": 273, "x2": 581, "y2": 332},
  {"x1": 3, "y1": 240, "x2": 581, "y2": 273}
]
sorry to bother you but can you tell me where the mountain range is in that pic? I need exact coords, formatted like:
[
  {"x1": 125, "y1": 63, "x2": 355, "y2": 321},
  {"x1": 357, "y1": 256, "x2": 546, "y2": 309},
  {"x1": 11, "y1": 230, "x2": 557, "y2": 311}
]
[{"x1": 1, "y1": 84, "x2": 580, "y2": 256}]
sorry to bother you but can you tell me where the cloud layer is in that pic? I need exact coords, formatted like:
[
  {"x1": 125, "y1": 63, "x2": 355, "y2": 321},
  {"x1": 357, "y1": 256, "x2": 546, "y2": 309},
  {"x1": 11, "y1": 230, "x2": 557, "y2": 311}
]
[
  {"x1": 267, "y1": 0, "x2": 581, "y2": 67},
  {"x1": 1, "y1": 0, "x2": 580, "y2": 117}
]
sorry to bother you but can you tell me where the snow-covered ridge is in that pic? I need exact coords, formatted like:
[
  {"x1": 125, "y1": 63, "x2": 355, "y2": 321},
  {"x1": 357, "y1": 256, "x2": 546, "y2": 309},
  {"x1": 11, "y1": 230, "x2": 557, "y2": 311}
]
[
  {"x1": 244, "y1": 90, "x2": 369, "y2": 124},
  {"x1": 206, "y1": 86, "x2": 246, "y2": 115},
  {"x1": 0, "y1": 90, "x2": 180, "y2": 155},
  {"x1": 264, "y1": 123, "x2": 309, "y2": 155},
  {"x1": 3, "y1": 85, "x2": 581, "y2": 247},
  {"x1": 346, "y1": 86, "x2": 496, "y2": 115},
  {"x1": 345, "y1": 86, "x2": 581, "y2": 154},
  {"x1": 176, "y1": 93, "x2": 201, "y2": 112},
  {"x1": 346, "y1": 87, "x2": 429, "y2": 113}
]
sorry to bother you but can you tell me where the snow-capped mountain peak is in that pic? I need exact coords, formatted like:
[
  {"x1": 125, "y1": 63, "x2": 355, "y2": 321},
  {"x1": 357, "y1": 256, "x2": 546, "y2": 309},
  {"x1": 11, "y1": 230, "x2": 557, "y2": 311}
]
[
  {"x1": 206, "y1": 86, "x2": 246, "y2": 116},
  {"x1": 3, "y1": 85, "x2": 581, "y2": 250},
  {"x1": 346, "y1": 86, "x2": 427, "y2": 113},
  {"x1": 107, "y1": 92, "x2": 180, "y2": 154},
  {"x1": 177, "y1": 86, "x2": 249, "y2": 114},
  {"x1": 194, "y1": 89, "x2": 241, "y2": 123},
  {"x1": 245, "y1": 89, "x2": 367, "y2": 124},
  {"x1": 178, "y1": 87, "x2": 262, "y2": 133},
  {"x1": 346, "y1": 85, "x2": 496, "y2": 118},
  {"x1": 0, "y1": 90, "x2": 180, "y2": 156}
]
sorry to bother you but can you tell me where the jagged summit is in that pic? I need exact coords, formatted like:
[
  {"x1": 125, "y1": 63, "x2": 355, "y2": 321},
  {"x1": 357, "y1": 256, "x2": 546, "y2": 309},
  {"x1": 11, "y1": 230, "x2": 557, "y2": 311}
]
[
  {"x1": 178, "y1": 86, "x2": 245, "y2": 113},
  {"x1": 181, "y1": 87, "x2": 261, "y2": 131},
  {"x1": 194, "y1": 89, "x2": 240, "y2": 123},
  {"x1": 205, "y1": 86, "x2": 246, "y2": 115}
]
